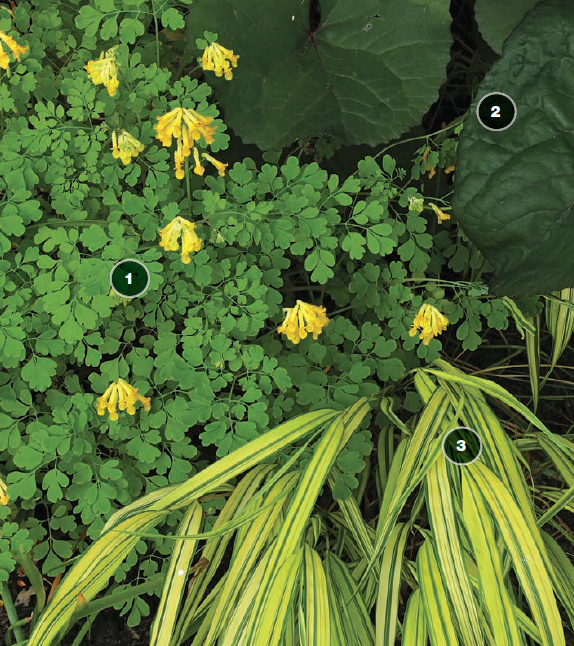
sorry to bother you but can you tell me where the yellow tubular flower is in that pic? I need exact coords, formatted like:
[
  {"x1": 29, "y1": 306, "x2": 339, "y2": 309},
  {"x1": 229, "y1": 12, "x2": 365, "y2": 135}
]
[
  {"x1": 0, "y1": 31, "x2": 28, "y2": 70},
  {"x1": 278, "y1": 300, "x2": 330, "y2": 344},
  {"x1": 201, "y1": 42, "x2": 239, "y2": 80},
  {"x1": 429, "y1": 203, "x2": 450, "y2": 224},
  {"x1": 154, "y1": 107, "x2": 217, "y2": 179},
  {"x1": 180, "y1": 225, "x2": 202, "y2": 264},
  {"x1": 192, "y1": 147, "x2": 205, "y2": 176},
  {"x1": 158, "y1": 216, "x2": 202, "y2": 263},
  {"x1": 97, "y1": 383, "x2": 115, "y2": 417},
  {"x1": 0, "y1": 476, "x2": 9, "y2": 506},
  {"x1": 107, "y1": 384, "x2": 120, "y2": 420},
  {"x1": 202, "y1": 152, "x2": 228, "y2": 177},
  {"x1": 159, "y1": 217, "x2": 183, "y2": 251},
  {"x1": 116, "y1": 380, "x2": 129, "y2": 412},
  {"x1": 96, "y1": 379, "x2": 151, "y2": 421},
  {"x1": 174, "y1": 139, "x2": 186, "y2": 180},
  {"x1": 181, "y1": 108, "x2": 216, "y2": 146},
  {"x1": 111, "y1": 130, "x2": 144, "y2": 165},
  {"x1": 84, "y1": 46, "x2": 120, "y2": 97},
  {"x1": 409, "y1": 303, "x2": 449, "y2": 345},
  {"x1": 154, "y1": 108, "x2": 183, "y2": 148}
]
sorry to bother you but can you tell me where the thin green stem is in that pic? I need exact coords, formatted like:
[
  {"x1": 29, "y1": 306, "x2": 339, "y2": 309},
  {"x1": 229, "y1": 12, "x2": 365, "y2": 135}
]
[
  {"x1": 185, "y1": 157, "x2": 192, "y2": 215},
  {"x1": 372, "y1": 117, "x2": 465, "y2": 163},
  {"x1": 1, "y1": 581, "x2": 26, "y2": 644},
  {"x1": 72, "y1": 575, "x2": 163, "y2": 621},
  {"x1": 329, "y1": 301, "x2": 366, "y2": 316},
  {"x1": 282, "y1": 284, "x2": 346, "y2": 292},
  {"x1": 151, "y1": 0, "x2": 160, "y2": 68},
  {"x1": 25, "y1": 219, "x2": 110, "y2": 230}
]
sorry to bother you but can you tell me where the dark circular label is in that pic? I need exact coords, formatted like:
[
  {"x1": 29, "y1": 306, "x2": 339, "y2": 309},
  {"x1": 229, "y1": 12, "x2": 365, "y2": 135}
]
[
  {"x1": 442, "y1": 426, "x2": 483, "y2": 466},
  {"x1": 110, "y1": 259, "x2": 150, "y2": 298},
  {"x1": 477, "y1": 92, "x2": 517, "y2": 131}
]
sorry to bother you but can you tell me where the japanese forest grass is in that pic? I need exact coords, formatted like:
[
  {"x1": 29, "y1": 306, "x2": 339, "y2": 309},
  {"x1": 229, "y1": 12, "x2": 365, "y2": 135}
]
[{"x1": 8, "y1": 363, "x2": 572, "y2": 646}]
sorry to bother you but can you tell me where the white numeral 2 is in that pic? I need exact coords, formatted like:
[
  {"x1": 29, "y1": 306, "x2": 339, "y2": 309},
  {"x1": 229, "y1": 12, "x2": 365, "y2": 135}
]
[{"x1": 491, "y1": 105, "x2": 501, "y2": 117}]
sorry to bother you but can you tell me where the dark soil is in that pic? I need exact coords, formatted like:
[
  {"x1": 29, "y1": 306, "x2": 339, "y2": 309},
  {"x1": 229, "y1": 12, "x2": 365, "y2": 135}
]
[{"x1": 0, "y1": 571, "x2": 158, "y2": 645}]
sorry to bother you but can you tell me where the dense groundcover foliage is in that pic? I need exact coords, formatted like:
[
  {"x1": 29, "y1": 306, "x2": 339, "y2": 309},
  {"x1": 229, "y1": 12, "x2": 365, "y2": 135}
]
[{"x1": 1, "y1": 1, "x2": 573, "y2": 645}]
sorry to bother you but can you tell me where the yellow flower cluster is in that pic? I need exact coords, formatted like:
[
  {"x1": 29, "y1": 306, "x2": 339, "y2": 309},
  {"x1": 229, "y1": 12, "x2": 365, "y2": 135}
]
[
  {"x1": 96, "y1": 378, "x2": 151, "y2": 421},
  {"x1": 0, "y1": 476, "x2": 9, "y2": 506},
  {"x1": 429, "y1": 203, "x2": 450, "y2": 224},
  {"x1": 201, "y1": 42, "x2": 239, "y2": 81},
  {"x1": 112, "y1": 129, "x2": 144, "y2": 165},
  {"x1": 154, "y1": 107, "x2": 221, "y2": 179},
  {"x1": 84, "y1": 46, "x2": 119, "y2": 97},
  {"x1": 0, "y1": 30, "x2": 28, "y2": 70},
  {"x1": 81, "y1": 41, "x2": 238, "y2": 179},
  {"x1": 277, "y1": 300, "x2": 330, "y2": 344},
  {"x1": 409, "y1": 303, "x2": 449, "y2": 345},
  {"x1": 159, "y1": 216, "x2": 202, "y2": 264}
]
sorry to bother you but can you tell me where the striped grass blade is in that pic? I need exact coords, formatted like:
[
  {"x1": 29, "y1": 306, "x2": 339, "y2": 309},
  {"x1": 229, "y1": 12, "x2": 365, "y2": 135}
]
[
  {"x1": 375, "y1": 522, "x2": 409, "y2": 646},
  {"x1": 221, "y1": 548, "x2": 273, "y2": 644},
  {"x1": 27, "y1": 408, "x2": 339, "y2": 646},
  {"x1": 224, "y1": 398, "x2": 371, "y2": 645},
  {"x1": 417, "y1": 538, "x2": 459, "y2": 644},
  {"x1": 196, "y1": 471, "x2": 299, "y2": 646},
  {"x1": 432, "y1": 364, "x2": 539, "y2": 534},
  {"x1": 303, "y1": 544, "x2": 330, "y2": 646},
  {"x1": 462, "y1": 465, "x2": 522, "y2": 645},
  {"x1": 324, "y1": 552, "x2": 375, "y2": 646},
  {"x1": 401, "y1": 588, "x2": 427, "y2": 646},
  {"x1": 426, "y1": 455, "x2": 484, "y2": 646},
  {"x1": 542, "y1": 531, "x2": 574, "y2": 633},
  {"x1": 525, "y1": 314, "x2": 540, "y2": 411},
  {"x1": 545, "y1": 287, "x2": 574, "y2": 370},
  {"x1": 462, "y1": 462, "x2": 565, "y2": 646},
  {"x1": 423, "y1": 361, "x2": 563, "y2": 450},
  {"x1": 538, "y1": 434, "x2": 574, "y2": 486},
  {"x1": 174, "y1": 464, "x2": 276, "y2": 643},
  {"x1": 366, "y1": 389, "x2": 450, "y2": 582},
  {"x1": 149, "y1": 501, "x2": 203, "y2": 646},
  {"x1": 327, "y1": 469, "x2": 374, "y2": 563}
]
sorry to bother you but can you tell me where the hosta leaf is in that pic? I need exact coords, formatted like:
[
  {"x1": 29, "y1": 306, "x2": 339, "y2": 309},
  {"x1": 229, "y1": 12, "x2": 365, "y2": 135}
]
[
  {"x1": 453, "y1": 0, "x2": 574, "y2": 296},
  {"x1": 186, "y1": 0, "x2": 452, "y2": 150}
]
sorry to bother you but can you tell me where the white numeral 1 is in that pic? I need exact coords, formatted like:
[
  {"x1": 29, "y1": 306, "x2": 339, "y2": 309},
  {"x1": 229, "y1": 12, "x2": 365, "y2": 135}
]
[{"x1": 126, "y1": 273, "x2": 132, "y2": 285}]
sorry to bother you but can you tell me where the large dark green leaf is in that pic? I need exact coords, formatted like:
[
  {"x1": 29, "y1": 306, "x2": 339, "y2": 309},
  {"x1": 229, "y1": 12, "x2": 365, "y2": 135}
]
[
  {"x1": 186, "y1": 0, "x2": 451, "y2": 150},
  {"x1": 474, "y1": 0, "x2": 541, "y2": 54},
  {"x1": 452, "y1": 0, "x2": 574, "y2": 297}
]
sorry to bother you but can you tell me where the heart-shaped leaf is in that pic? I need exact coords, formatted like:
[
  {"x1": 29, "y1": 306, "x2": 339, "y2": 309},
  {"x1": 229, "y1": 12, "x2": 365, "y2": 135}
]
[
  {"x1": 453, "y1": 0, "x2": 574, "y2": 296},
  {"x1": 186, "y1": 0, "x2": 452, "y2": 150}
]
